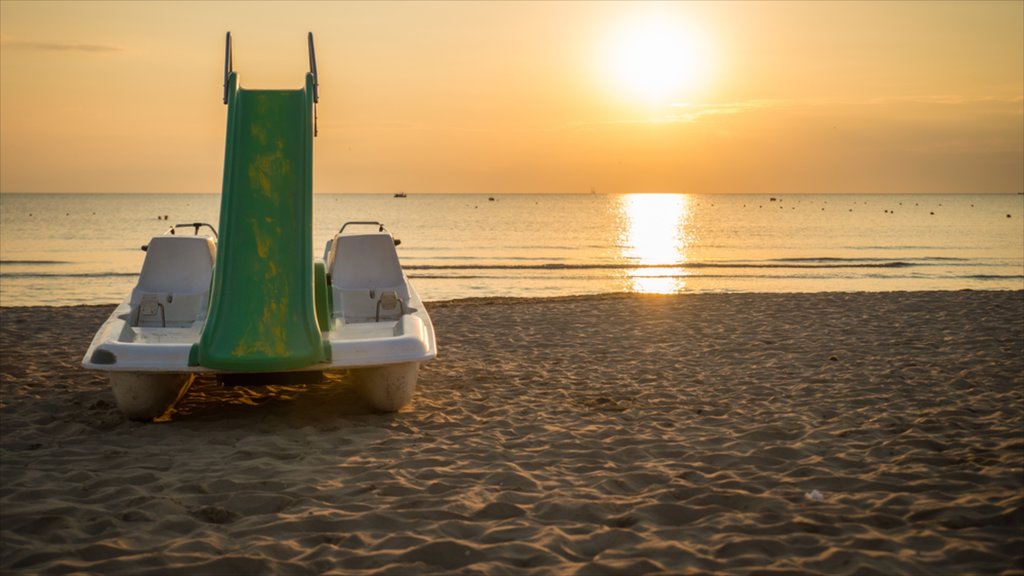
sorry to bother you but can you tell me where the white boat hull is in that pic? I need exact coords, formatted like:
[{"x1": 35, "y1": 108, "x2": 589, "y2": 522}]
[
  {"x1": 109, "y1": 372, "x2": 194, "y2": 421},
  {"x1": 349, "y1": 362, "x2": 419, "y2": 413},
  {"x1": 83, "y1": 225, "x2": 436, "y2": 420}
]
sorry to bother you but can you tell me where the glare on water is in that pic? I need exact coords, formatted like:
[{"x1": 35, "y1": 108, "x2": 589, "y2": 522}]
[{"x1": 618, "y1": 193, "x2": 691, "y2": 294}]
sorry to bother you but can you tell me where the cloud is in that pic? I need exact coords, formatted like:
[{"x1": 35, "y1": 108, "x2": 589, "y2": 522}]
[
  {"x1": 1, "y1": 38, "x2": 122, "y2": 53},
  {"x1": 559, "y1": 99, "x2": 786, "y2": 129},
  {"x1": 661, "y1": 100, "x2": 782, "y2": 123},
  {"x1": 566, "y1": 95, "x2": 1024, "y2": 129}
]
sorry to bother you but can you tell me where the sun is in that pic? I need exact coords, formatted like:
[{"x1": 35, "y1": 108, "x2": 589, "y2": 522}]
[{"x1": 605, "y1": 13, "x2": 711, "y2": 106}]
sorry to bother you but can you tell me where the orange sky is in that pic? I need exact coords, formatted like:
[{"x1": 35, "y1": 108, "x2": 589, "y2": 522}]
[{"x1": 1, "y1": 0, "x2": 1021, "y2": 194}]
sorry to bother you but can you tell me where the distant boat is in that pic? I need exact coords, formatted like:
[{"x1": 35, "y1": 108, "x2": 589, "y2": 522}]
[{"x1": 394, "y1": 192, "x2": 407, "y2": 198}]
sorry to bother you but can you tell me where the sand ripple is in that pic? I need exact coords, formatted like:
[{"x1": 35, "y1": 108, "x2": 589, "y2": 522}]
[{"x1": 2, "y1": 292, "x2": 1022, "y2": 574}]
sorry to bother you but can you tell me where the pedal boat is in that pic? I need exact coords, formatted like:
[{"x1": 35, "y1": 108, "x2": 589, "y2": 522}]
[
  {"x1": 82, "y1": 33, "x2": 436, "y2": 420},
  {"x1": 82, "y1": 221, "x2": 436, "y2": 420}
]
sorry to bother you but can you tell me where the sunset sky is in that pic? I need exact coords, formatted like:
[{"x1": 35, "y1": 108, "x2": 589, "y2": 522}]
[{"x1": 1, "y1": 0, "x2": 1021, "y2": 194}]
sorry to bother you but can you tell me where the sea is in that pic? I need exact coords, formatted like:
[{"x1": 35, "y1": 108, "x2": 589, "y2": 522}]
[{"x1": 1, "y1": 193, "x2": 1022, "y2": 307}]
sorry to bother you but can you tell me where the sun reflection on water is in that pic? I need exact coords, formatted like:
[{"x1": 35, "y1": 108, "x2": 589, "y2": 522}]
[{"x1": 618, "y1": 194, "x2": 690, "y2": 293}]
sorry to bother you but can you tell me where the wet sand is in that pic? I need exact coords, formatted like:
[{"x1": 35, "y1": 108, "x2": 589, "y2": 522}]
[{"x1": 1, "y1": 291, "x2": 1022, "y2": 575}]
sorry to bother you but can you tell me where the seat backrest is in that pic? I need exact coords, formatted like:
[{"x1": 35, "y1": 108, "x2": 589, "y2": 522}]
[
  {"x1": 136, "y1": 236, "x2": 215, "y2": 294},
  {"x1": 329, "y1": 233, "x2": 405, "y2": 290}
]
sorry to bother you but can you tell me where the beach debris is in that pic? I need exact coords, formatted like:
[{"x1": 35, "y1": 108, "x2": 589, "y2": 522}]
[{"x1": 805, "y1": 489, "x2": 825, "y2": 502}]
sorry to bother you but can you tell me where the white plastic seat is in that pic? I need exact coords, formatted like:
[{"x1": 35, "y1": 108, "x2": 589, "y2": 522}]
[
  {"x1": 131, "y1": 236, "x2": 215, "y2": 327},
  {"x1": 328, "y1": 233, "x2": 409, "y2": 321},
  {"x1": 136, "y1": 236, "x2": 215, "y2": 294},
  {"x1": 329, "y1": 233, "x2": 404, "y2": 289}
]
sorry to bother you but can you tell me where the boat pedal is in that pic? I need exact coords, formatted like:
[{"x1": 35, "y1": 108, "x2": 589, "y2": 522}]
[
  {"x1": 137, "y1": 294, "x2": 167, "y2": 327},
  {"x1": 375, "y1": 291, "x2": 405, "y2": 322}
]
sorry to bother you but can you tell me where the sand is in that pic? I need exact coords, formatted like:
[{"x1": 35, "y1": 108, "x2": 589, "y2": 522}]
[{"x1": 1, "y1": 291, "x2": 1022, "y2": 575}]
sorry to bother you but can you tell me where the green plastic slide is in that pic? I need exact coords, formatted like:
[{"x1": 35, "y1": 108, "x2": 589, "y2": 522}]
[{"x1": 196, "y1": 71, "x2": 328, "y2": 372}]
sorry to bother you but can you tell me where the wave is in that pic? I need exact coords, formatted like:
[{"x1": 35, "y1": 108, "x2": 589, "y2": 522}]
[
  {"x1": 0, "y1": 260, "x2": 69, "y2": 265},
  {"x1": 4, "y1": 261, "x2": 1013, "y2": 284},
  {"x1": 405, "y1": 260, "x2": 920, "y2": 271},
  {"x1": 964, "y1": 274, "x2": 1024, "y2": 281},
  {"x1": 770, "y1": 256, "x2": 969, "y2": 263},
  {"x1": 409, "y1": 273, "x2": 906, "y2": 281},
  {"x1": 0, "y1": 272, "x2": 138, "y2": 279}
]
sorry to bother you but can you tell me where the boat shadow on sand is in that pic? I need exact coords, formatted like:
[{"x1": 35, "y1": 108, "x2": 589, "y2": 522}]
[{"x1": 163, "y1": 372, "x2": 394, "y2": 424}]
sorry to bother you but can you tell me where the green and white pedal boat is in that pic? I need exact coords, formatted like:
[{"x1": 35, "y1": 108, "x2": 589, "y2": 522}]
[{"x1": 82, "y1": 33, "x2": 436, "y2": 420}]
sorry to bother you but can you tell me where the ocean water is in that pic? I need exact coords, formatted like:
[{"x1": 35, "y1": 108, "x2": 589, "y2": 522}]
[{"x1": 1, "y1": 193, "x2": 1021, "y2": 307}]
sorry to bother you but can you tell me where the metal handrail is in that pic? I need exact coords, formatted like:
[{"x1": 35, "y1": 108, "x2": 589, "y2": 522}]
[
  {"x1": 307, "y1": 32, "x2": 319, "y2": 103},
  {"x1": 168, "y1": 222, "x2": 219, "y2": 239},
  {"x1": 223, "y1": 31, "x2": 233, "y2": 105},
  {"x1": 308, "y1": 32, "x2": 319, "y2": 137},
  {"x1": 339, "y1": 221, "x2": 386, "y2": 234}
]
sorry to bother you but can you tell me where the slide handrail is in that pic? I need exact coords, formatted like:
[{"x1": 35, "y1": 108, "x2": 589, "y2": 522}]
[
  {"x1": 308, "y1": 32, "x2": 319, "y2": 103},
  {"x1": 223, "y1": 31, "x2": 233, "y2": 105},
  {"x1": 222, "y1": 32, "x2": 316, "y2": 120},
  {"x1": 308, "y1": 32, "x2": 319, "y2": 137}
]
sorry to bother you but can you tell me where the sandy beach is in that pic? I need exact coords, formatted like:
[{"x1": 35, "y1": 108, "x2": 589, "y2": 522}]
[{"x1": 1, "y1": 291, "x2": 1022, "y2": 575}]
